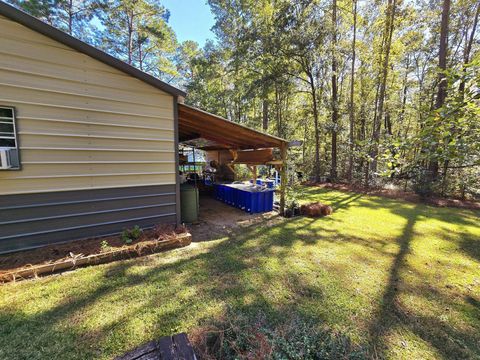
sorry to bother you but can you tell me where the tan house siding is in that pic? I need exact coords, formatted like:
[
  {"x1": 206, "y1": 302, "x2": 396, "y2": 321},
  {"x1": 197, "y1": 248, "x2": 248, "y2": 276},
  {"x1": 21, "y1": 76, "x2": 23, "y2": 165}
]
[{"x1": 0, "y1": 14, "x2": 176, "y2": 195}]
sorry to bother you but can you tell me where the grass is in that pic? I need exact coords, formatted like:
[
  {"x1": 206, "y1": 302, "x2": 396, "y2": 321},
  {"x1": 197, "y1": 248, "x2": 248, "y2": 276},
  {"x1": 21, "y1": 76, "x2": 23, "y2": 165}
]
[{"x1": 0, "y1": 187, "x2": 479, "y2": 359}]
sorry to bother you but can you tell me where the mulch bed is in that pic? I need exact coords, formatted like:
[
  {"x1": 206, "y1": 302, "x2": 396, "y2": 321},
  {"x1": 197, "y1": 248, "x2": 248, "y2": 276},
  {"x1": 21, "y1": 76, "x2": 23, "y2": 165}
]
[
  {"x1": 310, "y1": 183, "x2": 480, "y2": 211},
  {"x1": 0, "y1": 224, "x2": 190, "y2": 283}
]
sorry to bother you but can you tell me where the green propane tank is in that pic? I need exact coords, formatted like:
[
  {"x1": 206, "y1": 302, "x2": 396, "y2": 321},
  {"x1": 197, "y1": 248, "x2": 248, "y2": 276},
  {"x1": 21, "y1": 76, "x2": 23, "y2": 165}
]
[{"x1": 180, "y1": 183, "x2": 199, "y2": 223}]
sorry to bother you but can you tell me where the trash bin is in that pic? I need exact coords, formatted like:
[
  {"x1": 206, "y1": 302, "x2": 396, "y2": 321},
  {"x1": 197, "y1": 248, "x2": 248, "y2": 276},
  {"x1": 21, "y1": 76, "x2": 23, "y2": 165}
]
[{"x1": 180, "y1": 184, "x2": 199, "y2": 223}]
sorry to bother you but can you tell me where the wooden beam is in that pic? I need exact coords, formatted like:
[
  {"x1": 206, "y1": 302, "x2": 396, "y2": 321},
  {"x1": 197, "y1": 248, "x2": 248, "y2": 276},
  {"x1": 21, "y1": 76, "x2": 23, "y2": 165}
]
[
  {"x1": 226, "y1": 163, "x2": 235, "y2": 177},
  {"x1": 246, "y1": 165, "x2": 257, "y2": 185},
  {"x1": 178, "y1": 132, "x2": 201, "y2": 142},
  {"x1": 266, "y1": 160, "x2": 283, "y2": 165},
  {"x1": 229, "y1": 149, "x2": 238, "y2": 162}
]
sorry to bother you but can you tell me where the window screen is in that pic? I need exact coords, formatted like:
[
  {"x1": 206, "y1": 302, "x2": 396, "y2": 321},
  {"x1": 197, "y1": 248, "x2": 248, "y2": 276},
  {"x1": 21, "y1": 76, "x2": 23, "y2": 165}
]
[{"x1": 0, "y1": 107, "x2": 17, "y2": 148}]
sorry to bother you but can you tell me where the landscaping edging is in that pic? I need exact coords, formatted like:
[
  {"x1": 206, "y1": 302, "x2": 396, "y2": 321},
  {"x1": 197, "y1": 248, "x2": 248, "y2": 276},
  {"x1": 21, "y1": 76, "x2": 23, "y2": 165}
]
[{"x1": 0, "y1": 232, "x2": 192, "y2": 284}]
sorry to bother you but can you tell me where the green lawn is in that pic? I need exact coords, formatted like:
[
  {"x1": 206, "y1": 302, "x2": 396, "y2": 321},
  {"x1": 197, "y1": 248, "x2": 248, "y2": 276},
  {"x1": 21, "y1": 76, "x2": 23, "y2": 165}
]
[{"x1": 1, "y1": 187, "x2": 479, "y2": 359}]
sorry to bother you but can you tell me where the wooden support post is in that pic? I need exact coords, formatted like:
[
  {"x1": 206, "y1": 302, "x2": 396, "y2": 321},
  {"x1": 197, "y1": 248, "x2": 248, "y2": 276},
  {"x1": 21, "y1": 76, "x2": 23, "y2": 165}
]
[
  {"x1": 279, "y1": 143, "x2": 287, "y2": 215},
  {"x1": 246, "y1": 165, "x2": 257, "y2": 184},
  {"x1": 227, "y1": 163, "x2": 235, "y2": 175}
]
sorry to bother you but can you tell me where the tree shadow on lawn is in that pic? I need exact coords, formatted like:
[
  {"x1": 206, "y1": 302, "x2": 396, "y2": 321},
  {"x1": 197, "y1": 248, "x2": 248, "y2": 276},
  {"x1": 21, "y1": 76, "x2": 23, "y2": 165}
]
[
  {"x1": 1, "y1": 193, "x2": 479, "y2": 359},
  {"x1": 302, "y1": 187, "x2": 365, "y2": 211},
  {"x1": 0, "y1": 214, "x2": 372, "y2": 359},
  {"x1": 367, "y1": 204, "x2": 480, "y2": 359},
  {"x1": 457, "y1": 231, "x2": 480, "y2": 263},
  {"x1": 297, "y1": 189, "x2": 480, "y2": 358},
  {"x1": 0, "y1": 262, "x2": 136, "y2": 359}
]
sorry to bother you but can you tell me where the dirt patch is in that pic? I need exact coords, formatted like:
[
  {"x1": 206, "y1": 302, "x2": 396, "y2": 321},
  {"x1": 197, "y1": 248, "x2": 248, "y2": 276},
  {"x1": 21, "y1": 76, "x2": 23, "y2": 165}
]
[
  {"x1": 0, "y1": 224, "x2": 188, "y2": 273},
  {"x1": 190, "y1": 196, "x2": 281, "y2": 242},
  {"x1": 310, "y1": 183, "x2": 480, "y2": 211}
]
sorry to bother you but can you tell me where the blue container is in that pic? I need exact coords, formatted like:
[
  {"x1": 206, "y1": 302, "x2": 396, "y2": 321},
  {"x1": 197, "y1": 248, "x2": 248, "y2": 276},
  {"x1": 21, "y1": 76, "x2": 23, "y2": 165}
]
[
  {"x1": 265, "y1": 191, "x2": 274, "y2": 211},
  {"x1": 214, "y1": 184, "x2": 274, "y2": 214},
  {"x1": 264, "y1": 180, "x2": 275, "y2": 189},
  {"x1": 252, "y1": 178, "x2": 275, "y2": 189}
]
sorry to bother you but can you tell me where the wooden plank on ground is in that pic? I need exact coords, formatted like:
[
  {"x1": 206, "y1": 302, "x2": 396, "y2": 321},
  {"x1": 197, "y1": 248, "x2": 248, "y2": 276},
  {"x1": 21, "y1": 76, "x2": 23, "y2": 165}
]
[
  {"x1": 135, "y1": 352, "x2": 160, "y2": 360},
  {"x1": 172, "y1": 333, "x2": 197, "y2": 360},
  {"x1": 158, "y1": 336, "x2": 176, "y2": 360},
  {"x1": 115, "y1": 340, "x2": 158, "y2": 360},
  {"x1": 115, "y1": 333, "x2": 197, "y2": 360}
]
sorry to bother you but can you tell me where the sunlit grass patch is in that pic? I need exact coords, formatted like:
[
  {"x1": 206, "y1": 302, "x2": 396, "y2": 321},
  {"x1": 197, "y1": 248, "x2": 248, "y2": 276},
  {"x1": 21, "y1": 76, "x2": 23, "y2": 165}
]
[{"x1": 0, "y1": 187, "x2": 478, "y2": 359}]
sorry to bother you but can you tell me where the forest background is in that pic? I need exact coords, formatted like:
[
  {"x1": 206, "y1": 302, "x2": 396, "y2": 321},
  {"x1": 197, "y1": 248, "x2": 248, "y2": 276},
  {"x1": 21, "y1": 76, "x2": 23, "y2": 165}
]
[{"x1": 8, "y1": 0, "x2": 480, "y2": 199}]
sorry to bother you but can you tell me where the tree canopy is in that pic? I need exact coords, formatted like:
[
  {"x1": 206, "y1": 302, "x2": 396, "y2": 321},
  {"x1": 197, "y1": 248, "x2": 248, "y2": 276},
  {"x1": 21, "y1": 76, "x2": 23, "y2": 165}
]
[{"x1": 8, "y1": 0, "x2": 480, "y2": 198}]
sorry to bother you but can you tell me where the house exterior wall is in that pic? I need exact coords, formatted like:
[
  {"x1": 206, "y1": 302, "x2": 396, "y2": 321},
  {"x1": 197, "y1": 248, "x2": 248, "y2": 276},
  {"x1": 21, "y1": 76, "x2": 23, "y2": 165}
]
[
  {"x1": 0, "y1": 15, "x2": 178, "y2": 253},
  {"x1": 0, "y1": 185, "x2": 176, "y2": 253}
]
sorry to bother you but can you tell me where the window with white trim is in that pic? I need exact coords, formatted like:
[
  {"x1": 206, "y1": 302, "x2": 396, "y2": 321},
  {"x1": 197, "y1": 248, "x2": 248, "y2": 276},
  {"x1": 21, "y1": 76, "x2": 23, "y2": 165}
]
[{"x1": 0, "y1": 106, "x2": 20, "y2": 170}]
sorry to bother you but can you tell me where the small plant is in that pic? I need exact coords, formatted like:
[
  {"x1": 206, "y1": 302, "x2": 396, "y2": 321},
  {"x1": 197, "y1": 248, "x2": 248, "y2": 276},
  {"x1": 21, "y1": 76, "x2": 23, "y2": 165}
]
[
  {"x1": 121, "y1": 225, "x2": 143, "y2": 244},
  {"x1": 100, "y1": 240, "x2": 110, "y2": 252},
  {"x1": 131, "y1": 225, "x2": 142, "y2": 239},
  {"x1": 284, "y1": 183, "x2": 304, "y2": 217}
]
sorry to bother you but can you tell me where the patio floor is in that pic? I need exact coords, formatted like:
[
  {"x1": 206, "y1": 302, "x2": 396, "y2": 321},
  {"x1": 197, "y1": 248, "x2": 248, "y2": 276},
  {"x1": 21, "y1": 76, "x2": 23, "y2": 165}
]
[{"x1": 189, "y1": 195, "x2": 278, "y2": 242}]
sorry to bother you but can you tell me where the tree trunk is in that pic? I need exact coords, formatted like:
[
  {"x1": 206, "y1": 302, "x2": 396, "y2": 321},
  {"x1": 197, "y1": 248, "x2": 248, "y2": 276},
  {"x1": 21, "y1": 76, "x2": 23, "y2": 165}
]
[
  {"x1": 308, "y1": 72, "x2": 321, "y2": 183},
  {"x1": 262, "y1": 99, "x2": 269, "y2": 130},
  {"x1": 358, "y1": 66, "x2": 366, "y2": 175},
  {"x1": 435, "y1": 0, "x2": 450, "y2": 110},
  {"x1": 275, "y1": 82, "x2": 282, "y2": 138},
  {"x1": 370, "y1": 0, "x2": 397, "y2": 174},
  {"x1": 459, "y1": 2, "x2": 479, "y2": 95},
  {"x1": 348, "y1": 0, "x2": 357, "y2": 183},
  {"x1": 429, "y1": 0, "x2": 451, "y2": 180},
  {"x1": 399, "y1": 56, "x2": 410, "y2": 125},
  {"x1": 68, "y1": 0, "x2": 73, "y2": 35},
  {"x1": 331, "y1": 0, "x2": 338, "y2": 181},
  {"x1": 127, "y1": 11, "x2": 134, "y2": 65},
  {"x1": 138, "y1": 41, "x2": 143, "y2": 71}
]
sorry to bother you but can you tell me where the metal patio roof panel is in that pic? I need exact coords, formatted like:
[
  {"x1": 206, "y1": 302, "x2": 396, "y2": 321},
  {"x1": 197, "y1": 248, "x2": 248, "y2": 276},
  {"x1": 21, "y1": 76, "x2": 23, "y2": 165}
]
[{"x1": 178, "y1": 104, "x2": 287, "y2": 150}]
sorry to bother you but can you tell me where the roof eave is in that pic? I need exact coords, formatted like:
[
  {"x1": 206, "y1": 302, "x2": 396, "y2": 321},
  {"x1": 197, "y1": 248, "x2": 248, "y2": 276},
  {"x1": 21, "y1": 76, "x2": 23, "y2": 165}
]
[{"x1": 179, "y1": 104, "x2": 288, "y2": 145}]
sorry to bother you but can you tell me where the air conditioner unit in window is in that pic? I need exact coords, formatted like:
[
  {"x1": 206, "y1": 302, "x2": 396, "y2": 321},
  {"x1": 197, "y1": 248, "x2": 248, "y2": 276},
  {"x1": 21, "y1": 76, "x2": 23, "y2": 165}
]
[{"x1": 0, "y1": 148, "x2": 13, "y2": 169}]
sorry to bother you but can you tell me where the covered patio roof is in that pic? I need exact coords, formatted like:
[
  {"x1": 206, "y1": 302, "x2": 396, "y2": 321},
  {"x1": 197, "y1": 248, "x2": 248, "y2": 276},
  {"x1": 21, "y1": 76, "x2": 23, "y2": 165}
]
[
  {"x1": 177, "y1": 103, "x2": 288, "y2": 214},
  {"x1": 178, "y1": 104, "x2": 287, "y2": 150}
]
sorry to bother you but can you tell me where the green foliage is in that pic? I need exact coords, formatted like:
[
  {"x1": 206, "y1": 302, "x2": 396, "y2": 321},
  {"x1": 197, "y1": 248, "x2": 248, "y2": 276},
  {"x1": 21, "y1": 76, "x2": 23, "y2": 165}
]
[
  {"x1": 100, "y1": 239, "x2": 110, "y2": 252},
  {"x1": 8, "y1": 0, "x2": 105, "y2": 41},
  {"x1": 9, "y1": 0, "x2": 480, "y2": 198},
  {"x1": 384, "y1": 59, "x2": 480, "y2": 196},
  {"x1": 286, "y1": 182, "x2": 305, "y2": 211},
  {"x1": 99, "y1": 0, "x2": 178, "y2": 80},
  {"x1": 233, "y1": 164, "x2": 253, "y2": 181},
  {"x1": 121, "y1": 225, "x2": 142, "y2": 245}
]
